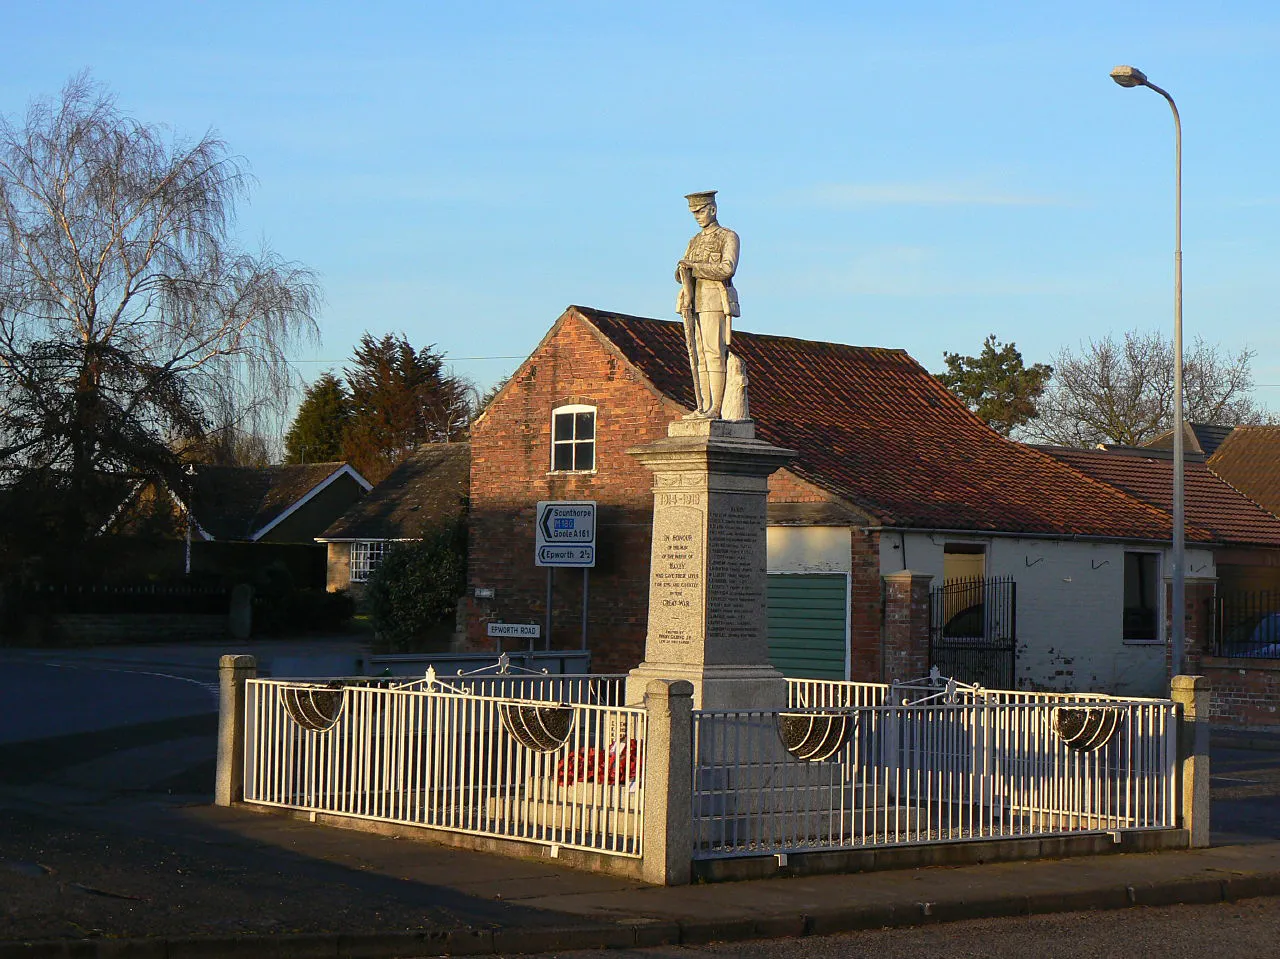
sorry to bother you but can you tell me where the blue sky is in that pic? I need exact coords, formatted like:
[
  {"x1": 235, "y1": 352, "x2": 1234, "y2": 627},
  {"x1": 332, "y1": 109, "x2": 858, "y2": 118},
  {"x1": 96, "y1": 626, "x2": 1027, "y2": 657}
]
[{"x1": 4, "y1": 1, "x2": 1279, "y2": 414}]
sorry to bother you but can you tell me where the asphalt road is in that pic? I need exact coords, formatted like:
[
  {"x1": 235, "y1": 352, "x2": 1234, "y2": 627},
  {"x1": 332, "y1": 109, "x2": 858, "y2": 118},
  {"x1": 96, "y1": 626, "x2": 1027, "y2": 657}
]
[
  {"x1": 1210, "y1": 745, "x2": 1280, "y2": 845},
  {"x1": 0, "y1": 639, "x2": 366, "y2": 795},
  {"x1": 501, "y1": 896, "x2": 1280, "y2": 958},
  {"x1": 0, "y1": 660, "x2": 216, "y2": 745}
]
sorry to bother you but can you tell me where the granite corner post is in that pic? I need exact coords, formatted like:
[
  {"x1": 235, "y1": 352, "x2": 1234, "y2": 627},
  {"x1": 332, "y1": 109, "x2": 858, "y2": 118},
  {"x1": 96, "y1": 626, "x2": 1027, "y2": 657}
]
[
  {"x1": 624, "y1": 419, "x2": 795, "y2": 710},
  {"x1": 215, "y1": 653, "x2": 257, "y2": 806},
  {"x1": 640, "y1": 679, "x2": 694, "y2": 885},
  {"x1": 1170, "y1": 673, "x2": 1210, "y2": 848}
]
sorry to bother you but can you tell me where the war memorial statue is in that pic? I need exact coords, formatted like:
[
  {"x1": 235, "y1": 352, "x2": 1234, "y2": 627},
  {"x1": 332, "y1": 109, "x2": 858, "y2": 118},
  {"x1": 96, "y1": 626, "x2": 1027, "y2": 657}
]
[{"x1": 676, "y1": 190, "x2": 747, "y2": 420}]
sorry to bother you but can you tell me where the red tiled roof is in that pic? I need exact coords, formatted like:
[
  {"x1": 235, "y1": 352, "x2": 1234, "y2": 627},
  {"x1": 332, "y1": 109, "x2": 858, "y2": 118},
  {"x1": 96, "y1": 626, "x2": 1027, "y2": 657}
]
[
  {"x1": 575, "y1": 307, "x2": 1180, "y2": 541},
  {"x1": 1207, "y1": 426, "x2": 1280, "y2": 519},
  {"x1": 1042, "y1": 445, "x2": 1280, "y2": 548}
]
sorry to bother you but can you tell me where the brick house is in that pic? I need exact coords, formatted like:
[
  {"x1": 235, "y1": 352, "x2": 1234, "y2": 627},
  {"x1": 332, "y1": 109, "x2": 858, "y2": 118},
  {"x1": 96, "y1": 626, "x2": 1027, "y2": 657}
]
[
  {"x1": 316, "y1": 443, "x2": 469, "y2": 597},
  {"x1": 467, "y1": 306, "x2": 1236, "y2": 695}
]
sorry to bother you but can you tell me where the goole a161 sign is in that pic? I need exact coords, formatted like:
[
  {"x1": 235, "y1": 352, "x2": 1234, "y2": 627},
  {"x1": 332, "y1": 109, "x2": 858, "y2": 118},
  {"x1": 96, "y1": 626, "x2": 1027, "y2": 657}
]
[{"x1": 535, "y1": 500, "x2": 596, "y2": 567}]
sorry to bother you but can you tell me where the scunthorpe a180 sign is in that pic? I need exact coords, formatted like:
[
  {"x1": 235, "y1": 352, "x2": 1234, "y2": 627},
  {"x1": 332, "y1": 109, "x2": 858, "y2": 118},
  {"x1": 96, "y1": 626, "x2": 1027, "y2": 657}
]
[{"x1": 535, "y1": 500, "x2": 596, "y2": 567}]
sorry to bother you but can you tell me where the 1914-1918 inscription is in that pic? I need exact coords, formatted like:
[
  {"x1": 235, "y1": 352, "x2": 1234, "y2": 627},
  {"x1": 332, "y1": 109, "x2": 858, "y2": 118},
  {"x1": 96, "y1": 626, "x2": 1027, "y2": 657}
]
[{"x1": 649, "y1": 503, "x2": 704, "y2": 651}]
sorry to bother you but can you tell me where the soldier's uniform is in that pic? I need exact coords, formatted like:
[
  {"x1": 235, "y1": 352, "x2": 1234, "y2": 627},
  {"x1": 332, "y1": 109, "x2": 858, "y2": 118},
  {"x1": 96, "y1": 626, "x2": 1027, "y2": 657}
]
[
  {"x1": 676, "y1": 222, "x2": 740, "y2": 377},
  {"x1": 677, "y1": 224, "x2": 741, "y2": 321}
]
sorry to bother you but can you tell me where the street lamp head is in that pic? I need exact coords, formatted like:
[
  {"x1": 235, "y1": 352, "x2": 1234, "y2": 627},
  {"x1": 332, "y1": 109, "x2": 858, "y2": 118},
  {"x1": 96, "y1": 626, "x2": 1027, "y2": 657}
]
[{"x1": 1110, "y1": 65, "x2": 1149, "y2": 88}]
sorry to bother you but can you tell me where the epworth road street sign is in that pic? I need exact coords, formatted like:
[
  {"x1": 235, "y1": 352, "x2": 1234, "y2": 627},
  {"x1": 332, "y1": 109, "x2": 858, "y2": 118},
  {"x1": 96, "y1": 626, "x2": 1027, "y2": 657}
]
[{"x1": 535, "y1": 500, "x2": 596, "y2": 567}]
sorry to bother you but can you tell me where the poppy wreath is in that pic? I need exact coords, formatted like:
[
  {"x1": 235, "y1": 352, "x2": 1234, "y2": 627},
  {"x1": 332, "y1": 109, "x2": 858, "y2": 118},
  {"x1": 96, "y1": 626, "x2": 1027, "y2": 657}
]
[
  {"x1": 605, "y1": 739, "x2": 642, "y2": 785},
  {"x1": 556, "y1": 747, "x2": 605, "y2": 786}
]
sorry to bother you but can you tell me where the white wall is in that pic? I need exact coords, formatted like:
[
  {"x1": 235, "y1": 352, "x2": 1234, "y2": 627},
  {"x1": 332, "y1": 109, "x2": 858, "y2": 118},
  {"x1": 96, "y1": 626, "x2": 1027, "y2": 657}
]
[
  {"x1": 767, "y1": 526, "x2": 851, "y2": 573},
  {"x1": 880, "y1": 532, "x2": 1214, "y2": 697}
]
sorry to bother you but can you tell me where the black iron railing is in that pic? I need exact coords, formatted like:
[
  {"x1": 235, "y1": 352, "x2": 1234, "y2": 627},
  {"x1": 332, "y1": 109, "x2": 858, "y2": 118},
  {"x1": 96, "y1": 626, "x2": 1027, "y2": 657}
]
[
  {"x1": 928, "y1": 575, "x2": 1017, "y2": 689},
  {"x1": 1212, "y1": 590, "x2": 1280, "y2": 659}
]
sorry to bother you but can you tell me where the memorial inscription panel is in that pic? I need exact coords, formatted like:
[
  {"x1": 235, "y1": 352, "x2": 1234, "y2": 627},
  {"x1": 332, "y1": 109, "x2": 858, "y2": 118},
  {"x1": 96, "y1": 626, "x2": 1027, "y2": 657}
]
[
  {"x1": 647, "y1": 498, "x2": 705, "y2": 661},
  {"x1": 707, "y1": 494, "x2": 768, "y2": 660}
]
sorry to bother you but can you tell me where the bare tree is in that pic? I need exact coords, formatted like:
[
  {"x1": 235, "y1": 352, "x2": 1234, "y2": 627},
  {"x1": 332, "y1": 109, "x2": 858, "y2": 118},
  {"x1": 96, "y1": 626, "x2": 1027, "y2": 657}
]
[
  {"x1": 1024, "y1": 330, "x2": 1269, "y2": 448},
  {"x1": 0, "y1": 74, "x2": 318, "y2": 545}
]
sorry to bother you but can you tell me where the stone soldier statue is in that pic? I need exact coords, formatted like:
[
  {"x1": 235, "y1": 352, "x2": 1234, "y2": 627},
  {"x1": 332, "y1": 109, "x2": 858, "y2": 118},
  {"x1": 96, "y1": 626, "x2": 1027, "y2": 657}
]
[{"x1": 676, "y1": 190, "x2": 740, "y2": 419}]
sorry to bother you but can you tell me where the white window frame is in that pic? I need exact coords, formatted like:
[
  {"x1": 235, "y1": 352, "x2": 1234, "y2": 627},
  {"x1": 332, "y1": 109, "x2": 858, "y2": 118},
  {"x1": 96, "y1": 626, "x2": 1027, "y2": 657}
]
[
  {"x1": 550, "y1": 404, "x2": 597, "y2": 473},
  {"x1": 350, "y1": 541, "x2": 389, "y2": 583}
]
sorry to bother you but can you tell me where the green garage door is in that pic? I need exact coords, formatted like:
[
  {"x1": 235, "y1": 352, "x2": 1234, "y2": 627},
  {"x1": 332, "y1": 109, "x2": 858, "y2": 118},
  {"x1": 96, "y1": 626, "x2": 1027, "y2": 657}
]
[{"x1": 767, "y1": 573, "x2": 848, "y2": 679}]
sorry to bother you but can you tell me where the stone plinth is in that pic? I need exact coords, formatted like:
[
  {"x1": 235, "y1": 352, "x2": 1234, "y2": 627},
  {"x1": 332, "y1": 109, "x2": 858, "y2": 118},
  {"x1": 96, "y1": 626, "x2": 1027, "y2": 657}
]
[{"x1": 625, "y1": 419, "x2": 795, "y2": 710}]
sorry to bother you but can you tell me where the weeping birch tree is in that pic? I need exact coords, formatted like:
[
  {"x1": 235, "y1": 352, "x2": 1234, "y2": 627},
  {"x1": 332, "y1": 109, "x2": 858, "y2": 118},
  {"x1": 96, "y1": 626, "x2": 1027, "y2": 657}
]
[{"x1": 0, "y1": 74, "x2": 319, "y2": 546}]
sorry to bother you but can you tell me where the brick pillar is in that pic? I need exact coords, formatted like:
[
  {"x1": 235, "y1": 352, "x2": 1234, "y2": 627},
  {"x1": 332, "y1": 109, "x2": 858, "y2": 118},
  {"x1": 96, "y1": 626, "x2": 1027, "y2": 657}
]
[
  {"x1": 1171, "y1": 674, "x2": 1211, "y2": 848},
  {"x1": 1167, "y1": 577, "x2": 1216, "y2": 679},
  {"x1": 882, "y1": 570, "x2": 933, "y2": 683}
]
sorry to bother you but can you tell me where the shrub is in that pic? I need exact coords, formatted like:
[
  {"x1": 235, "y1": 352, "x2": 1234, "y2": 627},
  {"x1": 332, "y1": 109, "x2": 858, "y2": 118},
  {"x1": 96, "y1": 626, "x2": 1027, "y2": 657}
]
[
  {"x1": 250, "y1": 562, "x2": 356, "y2": 635},
  {"x1": 364, "y1": 519, "x2": 466, "y2": 652}
]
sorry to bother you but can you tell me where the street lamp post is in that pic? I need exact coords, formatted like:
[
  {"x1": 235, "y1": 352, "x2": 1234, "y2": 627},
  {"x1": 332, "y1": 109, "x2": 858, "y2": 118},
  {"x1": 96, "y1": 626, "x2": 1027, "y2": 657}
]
[{"x1": 1110, "y1": 64, "x2": 1185, "y2": 678}]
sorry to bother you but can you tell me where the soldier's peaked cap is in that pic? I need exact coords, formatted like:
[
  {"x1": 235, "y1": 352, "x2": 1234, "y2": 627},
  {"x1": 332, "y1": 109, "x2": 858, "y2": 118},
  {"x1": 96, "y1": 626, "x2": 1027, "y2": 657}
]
[{"x1": 685, "y1": 190, "x2": 717, "y2": 207}]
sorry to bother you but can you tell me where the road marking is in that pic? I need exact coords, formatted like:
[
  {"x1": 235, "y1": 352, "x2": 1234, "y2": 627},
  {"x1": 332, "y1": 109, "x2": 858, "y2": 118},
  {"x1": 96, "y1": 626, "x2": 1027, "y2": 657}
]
[{"x1": 43, "y1": 662, "x2": 220, "y2": 698}]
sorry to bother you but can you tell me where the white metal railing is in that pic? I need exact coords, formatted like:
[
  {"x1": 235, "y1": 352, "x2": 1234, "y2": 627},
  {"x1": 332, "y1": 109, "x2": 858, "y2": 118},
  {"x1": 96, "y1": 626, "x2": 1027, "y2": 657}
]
[
  {"x1": 787, "y1": 677, "x2": 887, "y2": 709},
  {"x1": 692, "y1": 696, "x2": 1177, "y2": 859},
  {"x1": 431, "y1": 673, "x2": 628, "y2": 707},
  {"x1": 244, "y1": 676, "x2": 646, "y2": 857},
  {"x1": 785, "y1": 676, "x2": 1165, "y2": 709}
]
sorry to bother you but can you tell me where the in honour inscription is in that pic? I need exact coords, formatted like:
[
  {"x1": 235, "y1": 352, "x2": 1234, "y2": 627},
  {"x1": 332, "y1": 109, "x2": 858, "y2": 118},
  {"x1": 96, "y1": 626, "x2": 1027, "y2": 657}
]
[{"x1": 649, "y1": 502, "x2": 704, "y2": 654}]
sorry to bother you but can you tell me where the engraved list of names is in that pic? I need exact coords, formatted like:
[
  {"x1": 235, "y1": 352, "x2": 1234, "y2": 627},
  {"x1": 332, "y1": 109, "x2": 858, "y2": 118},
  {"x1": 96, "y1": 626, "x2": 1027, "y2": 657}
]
[{"x1": 707, "y1": 495, "x2": 767, "y2": 648}]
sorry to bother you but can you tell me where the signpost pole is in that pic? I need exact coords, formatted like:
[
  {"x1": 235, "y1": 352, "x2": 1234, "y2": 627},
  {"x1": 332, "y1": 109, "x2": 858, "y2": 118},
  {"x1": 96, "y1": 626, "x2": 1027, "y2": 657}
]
[
  {"x1": 581, "y1": 569, "x2": 590, "y2": 650},
  {"x1": 535, "y1": 500, "x2": 597, "y2": 652},
  {"x1": 543, "y1": 567, "x2": 552, "y2": 651}
]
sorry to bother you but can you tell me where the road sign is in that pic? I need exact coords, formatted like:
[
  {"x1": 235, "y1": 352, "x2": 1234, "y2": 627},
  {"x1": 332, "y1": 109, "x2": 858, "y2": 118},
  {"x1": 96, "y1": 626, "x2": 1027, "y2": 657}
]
[
  {"x1": 537, "y1": 544, "x2": 595, "y2": 567},
  {"x1": 535, "y1": 501, "x2": 596, "y2": 567},
  {"x1": 486, "y1": 622, "x2": 541, "y2": 639}
]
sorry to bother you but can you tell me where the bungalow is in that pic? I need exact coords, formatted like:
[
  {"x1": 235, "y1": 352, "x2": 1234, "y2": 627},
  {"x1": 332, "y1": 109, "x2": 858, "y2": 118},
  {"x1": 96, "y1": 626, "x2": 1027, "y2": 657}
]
[
  {"x1": 183, "y1": 462, "x2": 371, "y2": 544},
  {"x1": 1043, "y1": 442, "x2": 1280, "y2": 726},
  {"x1": 316, "y1": 444, "x2": 470, "y2": 596}
]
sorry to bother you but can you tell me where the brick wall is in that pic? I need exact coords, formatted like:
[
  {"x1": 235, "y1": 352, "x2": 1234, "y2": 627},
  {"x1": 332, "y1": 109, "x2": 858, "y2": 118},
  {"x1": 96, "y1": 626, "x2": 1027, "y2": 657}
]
[
  {"x1": 1200, "y1": 656, "x2": 1280, "y2": 727},
  {"x1": 767, "y1": 469, "x2": 833, "y2": 503},
  {"x1": 39, "y1": 613, "x2": 227, "y2": 645},
  {"x1": 466, "y1": 311, "x2": 680, "y2": 673}
]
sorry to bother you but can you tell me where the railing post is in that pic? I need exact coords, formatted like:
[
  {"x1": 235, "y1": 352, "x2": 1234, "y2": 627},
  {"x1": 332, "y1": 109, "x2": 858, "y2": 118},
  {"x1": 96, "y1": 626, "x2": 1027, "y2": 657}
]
[
  {"x1": 640, "y1": 679, "x2": 693, "y2": 885},
  {"x1": 216, "y1": 654, "x2": 257, "y2": 806},
  {"x1": 1170, "y1": 674, "x2": 1210, "y2": 848}
]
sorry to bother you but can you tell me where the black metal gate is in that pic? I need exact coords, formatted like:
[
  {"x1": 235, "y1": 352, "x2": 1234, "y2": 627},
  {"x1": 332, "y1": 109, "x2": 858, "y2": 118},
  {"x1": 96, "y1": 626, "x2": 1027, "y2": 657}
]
[{"x1": 929, "y1": 575, "x2": 1017, "y2": 689}]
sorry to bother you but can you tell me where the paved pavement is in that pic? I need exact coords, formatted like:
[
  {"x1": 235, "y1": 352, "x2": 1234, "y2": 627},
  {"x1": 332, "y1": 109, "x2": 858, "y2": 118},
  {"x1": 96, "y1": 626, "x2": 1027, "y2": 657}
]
[{"x1": 2, "y1": 639, "x2": 1279, "y2": 958}]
